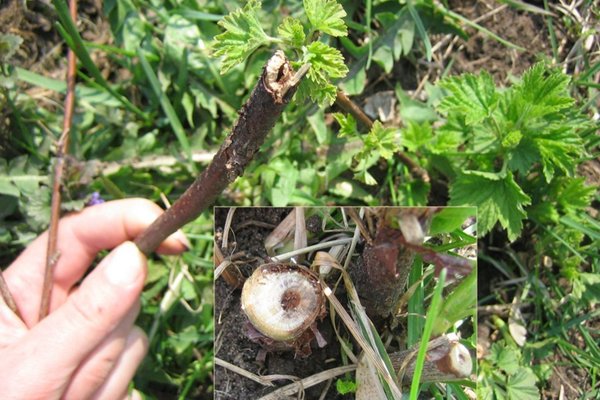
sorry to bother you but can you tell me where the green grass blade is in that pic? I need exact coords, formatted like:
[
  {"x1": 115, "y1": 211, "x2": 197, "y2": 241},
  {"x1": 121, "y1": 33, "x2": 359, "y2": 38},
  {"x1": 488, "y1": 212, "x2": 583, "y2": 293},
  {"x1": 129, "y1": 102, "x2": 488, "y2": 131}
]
[
  {"x1": 408, "y1": 257, "x2": 424, "y2": 346},
  {"x1": 576, "y1": 61, "x2": 600, "y2": 82},
  {"x1": 2, "y1": 88, "x2": 38, "y2": 158},
  {"x1": 560, "y1": 215, "x2": 600, "y2": 241},
  {"x1": 543, "y1": 0, "x2": 559, "y2": 61},
  {"x1": 409, "y1": 268, "x2": 446, "y2": 400},
  {"x1": 407, "y1": 1, "x2": 432, "y2": 61},
  {"x1": 499, "y1": 0, "x2": 554, "y2": 16},
  {"x1": 15, "y1": 67, "x2": 121, "y2": 107},
  {"x1": 137, "y1": 48, "x2": 192, "y2": 161},
  {"x1": 51, "y1": 0, "x2": 148, "y2": 120},
  {"x1": 172, "y1": 9, "x2": 224, "y2": 21},
  {"x1": 433, "y1": 269, "x2": 476, "y2": 336}
]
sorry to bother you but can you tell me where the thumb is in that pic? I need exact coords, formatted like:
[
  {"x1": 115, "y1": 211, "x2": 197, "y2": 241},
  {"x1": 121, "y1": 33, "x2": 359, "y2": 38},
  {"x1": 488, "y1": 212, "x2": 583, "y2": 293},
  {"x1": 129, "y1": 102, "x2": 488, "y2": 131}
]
[{"x1": 11, "y1": 242, "x2": 147, "y2": 396}]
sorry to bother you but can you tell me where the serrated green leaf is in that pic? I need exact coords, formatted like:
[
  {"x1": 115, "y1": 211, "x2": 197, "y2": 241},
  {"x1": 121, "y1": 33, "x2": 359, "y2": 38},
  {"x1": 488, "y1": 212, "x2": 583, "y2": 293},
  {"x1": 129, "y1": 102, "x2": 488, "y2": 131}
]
[
  {"x1": 556, "y1": 177, "x2": 596, "y2": 214},
  {"x1": 439, "y1": 71, "x2": 499, "y2": 125},
  {"x1": 297, "y1": 78, "x2": 338, "y2": 106},
  {"x1": 302, "y1": 41, "x2": 347, "y2": 105},
  {"x1": 502, "y1": 130, "x2": 522, "y2": 149},
  {"x1": 212, "y1": 0, "x2": 271, "y2": 74},
  {"x1": 507, "y1": 137, "x2": 539, "y2": 175},
  {"x1": 449, "y1": 171, "x2": 531, "y2": 241},
  {"x1": 303, "y1": 0, "x2": 348, "y2": 37},
  {"x1": 534, "y1": 126, "x2": 583, "y2": 182},
  {"x1": 527, "y1": 201, "x2": 560, "y2": 224},
  {"x1": 513, "y1": 63, "x2": 573, "y2": 119},
  {"x1": 361, "y1": 121, "x2": 400, "y2": 160},
  {"x1": 333, "y1": 113, "x2": 357, "y2": 137},
  {"x1": 506, "y1": 368, "x2": 540, "y2": 400},
  {"x1": 277, "y1": 17, "x2": 305, "y2": 48},
  {"x1": 402, "y1": 121, "x2": 433, "y2": 152},
  {"x1": 305, "y1": 41, "x2": 348, "y2": 81}
]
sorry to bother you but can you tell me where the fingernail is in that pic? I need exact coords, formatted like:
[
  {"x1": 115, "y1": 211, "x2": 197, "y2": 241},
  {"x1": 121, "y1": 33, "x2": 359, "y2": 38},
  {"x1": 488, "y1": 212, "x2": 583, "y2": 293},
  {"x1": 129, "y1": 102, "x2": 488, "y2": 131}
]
[
  {"x1": 172, "y1": 230, "x2": 191, "y2": 251},
  {"x1": 105, "y1": 242, "x2": 144, "y2": 286}
]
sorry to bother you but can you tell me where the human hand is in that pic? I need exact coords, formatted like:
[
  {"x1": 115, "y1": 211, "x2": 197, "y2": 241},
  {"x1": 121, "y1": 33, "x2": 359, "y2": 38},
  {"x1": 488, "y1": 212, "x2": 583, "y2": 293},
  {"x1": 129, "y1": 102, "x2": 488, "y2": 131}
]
[{"x1": 0, "y1": 199, "x2": 189, "y2": 399}]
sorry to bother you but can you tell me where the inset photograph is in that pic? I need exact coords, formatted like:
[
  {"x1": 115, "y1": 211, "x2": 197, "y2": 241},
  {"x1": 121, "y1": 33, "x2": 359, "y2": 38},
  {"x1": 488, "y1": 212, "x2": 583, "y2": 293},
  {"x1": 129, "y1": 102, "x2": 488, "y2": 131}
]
[{"x1": 214, "y1": 207, "x2": 477, "y2": 399}]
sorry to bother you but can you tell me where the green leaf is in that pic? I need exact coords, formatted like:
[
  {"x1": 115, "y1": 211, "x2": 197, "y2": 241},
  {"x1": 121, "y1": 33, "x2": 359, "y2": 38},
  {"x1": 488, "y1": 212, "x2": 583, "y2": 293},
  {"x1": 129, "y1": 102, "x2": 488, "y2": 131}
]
[
  {"x1": 212, "y1": 0, "x2": 271, "y2": 74},
  {"x1": 429, "y1": 206, "x2": 476, "y2": 235},
  {"x1": 277, "y1": 17, "x2": 305, "y2": 48},
  {"x1": 556, "y1": 177, "x2": 596, "y2": 214},
  {"x1": 406, "y1": 0, "x2": 432, "y2": 61},
  {"x1": 572, "y1": 273, "x2": 600, "y2": 307},
  {"x1": 0, "y1": 33, "x2": 23, "y2": 63},
  {"x1": 303, "y1": 0, "x2": 348, "y2": 37},
  {"x1": 302, "y1": 41, "x2": 348, "y2": 105},
  {"x1": 307, "y1": 109, "x2": 328, "y2": 144},
  {"x1": 360, "y1": 121, "x2": 400, "y2": 160},
  {"x1": 433, "y1": 270, "x2": 476, "y2": 335},
  {"x1": 336, "y1": 378, "x2": 357, "y2": 394},
  {"x1": 439, "y1": 71, "x2": 499, "y2": 125},
  {"x1": 332, "y1": 113, "x2": 357, "y2": 137},
  {"x1": 502, "y1": 130, "x2": 522, "y2": 150},
  {"x1": 297, "y1": 78, "x2": 338, "y2": 106},
  {"x1": 449, "y1": 171, "x2": 531, "y2": 241},
  {"x1": 506, "y1": 368, "x2": 540, "y2": 400},
  {"x1": 402, "y1": 121, "x2": 433, "y2": 152},
  {"x1": 164, "y1": 15, "x2": 204, "y2": 70},
  {"x1": 305, "y1": 41, "x2": 348, "y2": 81},
  {"x1": 513, "y1": 63, "x2": 573, "y2": 119},
  {"x1": 489, "y1": 342, "x2": 520, "y2": 374},
  {"x1": 534, "y1": 127, "x2": 583, "y2": 182},
  {"x1": 339, "y1": 67, "x2": 366, "y2": 95}
]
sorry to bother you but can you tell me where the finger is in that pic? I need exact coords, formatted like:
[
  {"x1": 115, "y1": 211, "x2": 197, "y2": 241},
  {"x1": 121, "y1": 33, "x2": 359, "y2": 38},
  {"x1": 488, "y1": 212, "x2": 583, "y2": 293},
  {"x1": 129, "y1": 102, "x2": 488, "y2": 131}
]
[
  {"x1": 5, "y1": 198, "x2": 188, "y2": 325},
  {"x1": 92, "y1": 327, "x2": 149, "y2": 400},
  {"x1": 61, "y1": 300, "x2": 140, "y2": 399},
  {"x1": 5, "y1": 242, "x2": 146, "y2": 397},
  {"x1": 0, "y1": 301, "x2": 28, "y2": 347}
]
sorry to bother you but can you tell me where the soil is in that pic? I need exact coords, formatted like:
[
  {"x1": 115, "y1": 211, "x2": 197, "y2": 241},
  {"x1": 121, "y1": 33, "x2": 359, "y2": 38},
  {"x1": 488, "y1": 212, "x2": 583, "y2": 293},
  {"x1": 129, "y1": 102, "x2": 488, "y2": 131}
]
[{"x1": 446, "y1": 0, "x2": 556, "y2": 84}]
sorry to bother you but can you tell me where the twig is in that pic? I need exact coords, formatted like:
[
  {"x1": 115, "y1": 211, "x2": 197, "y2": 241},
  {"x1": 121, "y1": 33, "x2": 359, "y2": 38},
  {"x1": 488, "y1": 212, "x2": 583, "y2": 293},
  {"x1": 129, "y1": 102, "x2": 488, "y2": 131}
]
[
  {"x1": 335, "y1": 90, "x2": 430, "y2": 183},
  {"x1": 257, "y1": 364, "x2": 357, "y2": 400},
  {"x1": 0, "y1": 273, "x2": 20, "y2": 318},
  {"x1": 39, "y1": 0, "x2": 78, "y2": 320},
  {"x1": 336, "y1": 90, "x2": 374, "y2": 130},
  {"x1": 134, "y1": 52, "x2": 307, "y2": 256}
]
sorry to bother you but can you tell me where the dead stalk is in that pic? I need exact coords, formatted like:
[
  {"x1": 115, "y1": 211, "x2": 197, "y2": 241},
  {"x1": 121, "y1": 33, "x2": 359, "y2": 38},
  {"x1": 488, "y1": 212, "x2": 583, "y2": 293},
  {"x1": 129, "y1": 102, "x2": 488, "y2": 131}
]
[{"x1": 39, "y1": 0, "x2": 78, "y2": 320}]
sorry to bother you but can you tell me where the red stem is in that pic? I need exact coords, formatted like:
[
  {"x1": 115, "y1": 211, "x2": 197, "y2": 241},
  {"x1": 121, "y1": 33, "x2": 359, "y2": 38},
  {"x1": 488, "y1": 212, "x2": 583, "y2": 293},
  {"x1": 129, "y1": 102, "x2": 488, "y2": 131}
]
[{"x1": 39, "y1": 0, "x2": 78, "y2": 320}]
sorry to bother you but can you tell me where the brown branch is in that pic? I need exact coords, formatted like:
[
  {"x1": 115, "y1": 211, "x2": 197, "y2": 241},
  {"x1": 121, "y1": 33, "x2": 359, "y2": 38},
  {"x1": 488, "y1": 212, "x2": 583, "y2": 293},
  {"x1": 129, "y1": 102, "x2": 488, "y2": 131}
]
[
  {"x1": 335, "y1": 90, "x2": 430, "y2": 183},
  {"x1": 134, "y1": 52, "x2": 307, "y2": 256},
  {"x1": 336, "y1": 90, "x2": 374, "y2": 130},
  {"x1": 39, "y1": 0, "x2": 78, "y2": 320}
]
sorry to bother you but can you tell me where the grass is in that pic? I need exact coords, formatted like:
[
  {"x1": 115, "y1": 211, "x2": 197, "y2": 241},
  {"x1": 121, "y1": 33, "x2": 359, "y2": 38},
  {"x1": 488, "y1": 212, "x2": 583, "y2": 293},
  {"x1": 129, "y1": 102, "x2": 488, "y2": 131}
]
[{"x1": 0, "y1": 0, "x2": 598, "y2": 398}]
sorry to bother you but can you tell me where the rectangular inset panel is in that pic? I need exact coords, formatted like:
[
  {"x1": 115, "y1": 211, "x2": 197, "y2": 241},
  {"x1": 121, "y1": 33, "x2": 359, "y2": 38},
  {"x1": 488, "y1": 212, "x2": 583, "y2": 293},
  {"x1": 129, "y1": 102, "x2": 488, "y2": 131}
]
[{"x1": 214, "y1": 206, "x2": 476, "y2": 399}]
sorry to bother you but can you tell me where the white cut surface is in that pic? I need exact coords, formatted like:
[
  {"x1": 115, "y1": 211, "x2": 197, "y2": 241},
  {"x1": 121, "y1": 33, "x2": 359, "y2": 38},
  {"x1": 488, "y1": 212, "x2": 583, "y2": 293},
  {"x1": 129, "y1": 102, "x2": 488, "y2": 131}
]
[{"x1": 242, "y1": 268, "x2": 319, "y2": 341}]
